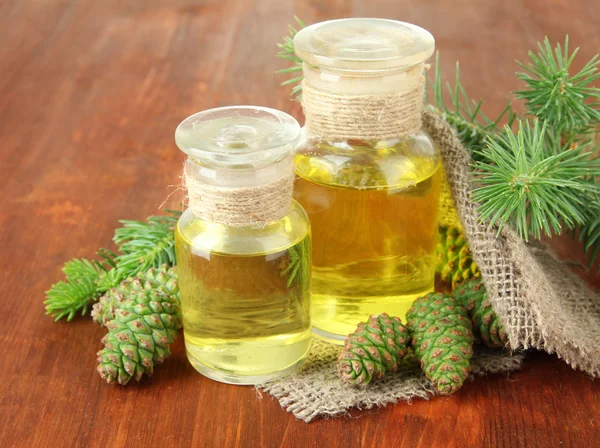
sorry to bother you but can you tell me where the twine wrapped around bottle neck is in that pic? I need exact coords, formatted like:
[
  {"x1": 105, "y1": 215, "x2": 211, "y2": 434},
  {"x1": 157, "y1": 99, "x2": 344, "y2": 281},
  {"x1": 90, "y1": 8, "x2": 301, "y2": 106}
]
[
  {"x1": 301, "y1": 77, "x2": 425, "y2": 141},
  {"x1": 184, "y1": 164, "x2": 295, "y2": 227}
]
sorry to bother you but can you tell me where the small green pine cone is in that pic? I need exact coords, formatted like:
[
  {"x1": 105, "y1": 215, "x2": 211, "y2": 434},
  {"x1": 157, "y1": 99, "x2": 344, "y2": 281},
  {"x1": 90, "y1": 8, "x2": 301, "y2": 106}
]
[
  {"x1": 406, "y1": 293, "x2": 474, "y2": 395},
  {"x1": 437, "y1": 226, "x2": 481, "y2": 289},
  {"x1": 91, "y1": 265, "x2": 179, "y2": 327},
  {"x1": 338, "y1": 313, "x2": 409, "y2": 386},
  {"x1": 97, "y1": 289, "x2": 181, "y2": 385},
  {"x1": 454, "y1": 279, "x2": 508, "y2": 348}
]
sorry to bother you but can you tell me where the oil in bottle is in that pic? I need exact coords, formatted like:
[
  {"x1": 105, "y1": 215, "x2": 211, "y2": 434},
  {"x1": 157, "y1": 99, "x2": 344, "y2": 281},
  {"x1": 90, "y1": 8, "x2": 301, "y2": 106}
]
[
  {"x1": 175, "y1": 206, "x2": 311, "y2": 384},
  {"x1": 294, "y1": 139, "x2": 440, "y2": 341}
]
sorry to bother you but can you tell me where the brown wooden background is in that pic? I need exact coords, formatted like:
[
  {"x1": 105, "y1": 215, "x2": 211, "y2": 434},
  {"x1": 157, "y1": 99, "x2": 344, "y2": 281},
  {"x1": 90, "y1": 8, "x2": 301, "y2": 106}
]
[{"x1": 1, "y1": 1, "x2": 599, "y2": 447}]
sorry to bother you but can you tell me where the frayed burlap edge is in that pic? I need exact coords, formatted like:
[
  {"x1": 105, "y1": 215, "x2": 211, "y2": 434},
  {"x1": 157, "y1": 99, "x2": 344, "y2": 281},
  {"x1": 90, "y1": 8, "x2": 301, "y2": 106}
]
[
  {"x1": 258, "y1": 340, "x2": 523, "y2": 423},
  {"x1": 423, "y1": 109, "x2": 600, "y2": 376}
]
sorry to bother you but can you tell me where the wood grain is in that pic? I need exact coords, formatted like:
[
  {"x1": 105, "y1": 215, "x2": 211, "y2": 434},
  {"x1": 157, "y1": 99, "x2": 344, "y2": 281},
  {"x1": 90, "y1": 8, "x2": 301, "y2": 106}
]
[{"x1": 1, "y1": 1, "x2": 599, "y2": 447}]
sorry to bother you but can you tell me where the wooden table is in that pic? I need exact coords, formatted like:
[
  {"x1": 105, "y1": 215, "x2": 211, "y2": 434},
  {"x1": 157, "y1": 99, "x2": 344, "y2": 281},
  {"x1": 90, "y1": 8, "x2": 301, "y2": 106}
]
[{"x1": 1, "y1": 1, "x2": 599, "y2": 446}]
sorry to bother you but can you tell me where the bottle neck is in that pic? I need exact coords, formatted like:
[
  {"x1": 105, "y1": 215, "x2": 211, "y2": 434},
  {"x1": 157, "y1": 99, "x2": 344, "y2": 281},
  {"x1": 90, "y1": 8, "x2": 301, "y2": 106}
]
[
  {"x1": 185, "y1": 155, "x2": 293, "y2": 188},
  {"x1": 300, "y1": 64, "x2": 425, "y2": 142},
  {"x1": 184, "y1": 155, "x2": 294, "y2": 227}
]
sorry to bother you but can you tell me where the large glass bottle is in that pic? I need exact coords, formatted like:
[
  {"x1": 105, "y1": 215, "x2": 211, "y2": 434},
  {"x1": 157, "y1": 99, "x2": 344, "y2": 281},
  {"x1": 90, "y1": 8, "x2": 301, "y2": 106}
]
[
  {"x1": 293, "y1": 19, "x2": 440, "y2": 342},
  {"x1": 174, "y1": 106, "x2": 312, "y2": 384}
]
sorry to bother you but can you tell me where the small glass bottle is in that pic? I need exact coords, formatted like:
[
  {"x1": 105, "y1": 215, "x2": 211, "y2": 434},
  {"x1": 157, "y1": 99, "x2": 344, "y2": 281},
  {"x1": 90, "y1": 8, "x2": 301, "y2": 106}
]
[
  {"x1": 174, "y1": 106, "x2": 311, "y2": 384},
  {"x1": 293, "y1": 19, "x2": 440, "y2": 342}
]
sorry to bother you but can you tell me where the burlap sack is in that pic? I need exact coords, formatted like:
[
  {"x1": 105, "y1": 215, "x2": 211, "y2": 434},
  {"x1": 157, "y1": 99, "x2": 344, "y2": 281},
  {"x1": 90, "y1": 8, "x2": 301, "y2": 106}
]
[{"x1": 423, "y1": 109, "x2": 600, "y2": 376}]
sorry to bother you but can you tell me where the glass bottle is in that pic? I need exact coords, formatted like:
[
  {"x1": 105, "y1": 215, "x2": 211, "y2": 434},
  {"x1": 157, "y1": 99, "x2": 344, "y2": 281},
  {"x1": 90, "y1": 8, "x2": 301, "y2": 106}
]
[
  {"x1": 293, "y1": 19, "x2": 440, "y2": 343},
  {"x1": 174, "y1": 106, "x2": 312, "y2": 384}
]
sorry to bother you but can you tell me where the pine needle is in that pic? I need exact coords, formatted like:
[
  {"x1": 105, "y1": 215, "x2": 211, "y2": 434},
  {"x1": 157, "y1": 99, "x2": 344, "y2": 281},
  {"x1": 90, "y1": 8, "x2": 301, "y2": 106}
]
[
  {"x1": 61, "y1": 258, "x2": 103, "y2": 281},
  {"x1": 516, "y1": 36, "x2": 600, "y2": 136},
  {"x1": 281, "y1": 237, "x2": 311, "y2": 288},
  {"x1": 578, "y1": 192, "x2": 600, "y2": 270},
  {"x1": 429, "y1": 52, "x2": 517, "y2": 159},
  {"x1": 112, "y1": 212, "x2": 178, "y2": 280},
  {"x1": 94, "y1": 249, "x2": 121, "y2": 293},
  {"x1": 44, "y1": 258, "x2": 104, "y2": 321},
  {"x1": 276, "y1": 16, "x2": 306, "y2": 99},
  {"x1": 473, "y1": 120, "x2": 600, "y2": 241}
]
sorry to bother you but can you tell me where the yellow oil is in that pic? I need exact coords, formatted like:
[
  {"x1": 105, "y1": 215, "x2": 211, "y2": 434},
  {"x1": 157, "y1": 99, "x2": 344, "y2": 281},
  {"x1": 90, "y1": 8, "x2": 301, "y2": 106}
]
[
  {"x1": 294, "y1": 139, "x2": 440, "y2": 342},
  {"x1": 175, "y1": 202, "x2": 311, "y2": 384}
]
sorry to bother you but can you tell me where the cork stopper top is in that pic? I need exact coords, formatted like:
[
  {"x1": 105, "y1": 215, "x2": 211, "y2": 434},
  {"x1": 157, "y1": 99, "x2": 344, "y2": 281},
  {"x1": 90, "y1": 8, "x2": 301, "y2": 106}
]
[{"x1": 294, "y1": 18, "x2": 434, "y2": 74}]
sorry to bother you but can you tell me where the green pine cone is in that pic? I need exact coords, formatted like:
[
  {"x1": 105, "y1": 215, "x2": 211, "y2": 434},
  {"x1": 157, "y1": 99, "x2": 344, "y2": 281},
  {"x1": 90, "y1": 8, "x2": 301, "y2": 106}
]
[
  {"x1": 406, "y1": 293, "x2": 474, "y2": 395},
  {"x1": 437, "y1": 226, "x2": 481, "y2": 290},
  {"x1": 454, "y1": 279, "x2": 508, "y2": 348},
  {"x1": 91, "y1": 265, "x2": 179, "y2": 327},
  {"x1": 97, "y1": 289, "x2": 182, "y2": 385},
  {"x1": 338, "y1": 313, "x2": 409, "y2": 386}
]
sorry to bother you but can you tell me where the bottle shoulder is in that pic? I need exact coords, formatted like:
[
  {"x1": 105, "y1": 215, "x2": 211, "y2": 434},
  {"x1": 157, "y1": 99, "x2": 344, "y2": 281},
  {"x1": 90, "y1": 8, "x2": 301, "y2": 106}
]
[
  {"x1": 294, "y1": 129, "x2": 440, "y2": 189},
  {"x1": 177, "y1": 200, "x2": 310, "y2": 256}
]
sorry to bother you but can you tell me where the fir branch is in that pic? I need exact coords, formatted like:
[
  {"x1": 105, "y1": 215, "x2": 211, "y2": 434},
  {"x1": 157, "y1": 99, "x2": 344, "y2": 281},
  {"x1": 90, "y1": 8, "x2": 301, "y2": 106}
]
[
  {"x1": 61, "y1": 258, "x2": 103, "y2": 282},
  {"x1": 45, "y1": 209, "x2": 181, "y2": 321},
  {"x1": 276, "y1": 16, "x2": 306, "y2": 99},
  {"x1": 429, "y1": 53, "x2": 517, "y2": 159},
  {"x1": 473, "y1": 119, "x2": 600, "y2": 240},
  {"x1": 44, "y1": 258, "x2": 105, "y2": 321},
  {"x1": 111, "y1": 211, "x2": 179, "y2": 280},
  {"x1": 515, "y1": 36, "x2": 600, "y2": 135}
]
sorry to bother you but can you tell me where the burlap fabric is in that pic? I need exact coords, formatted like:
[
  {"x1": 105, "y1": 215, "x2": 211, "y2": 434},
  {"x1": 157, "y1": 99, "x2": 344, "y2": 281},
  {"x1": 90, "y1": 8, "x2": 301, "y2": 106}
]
[
  {"x1": 259, "y1": 340, "x2": 523, "y2": 422},
  {"x1": 422, "y1": 109, "x2": 600, "y2": 376}
]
